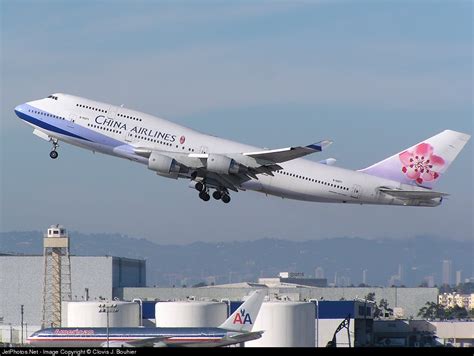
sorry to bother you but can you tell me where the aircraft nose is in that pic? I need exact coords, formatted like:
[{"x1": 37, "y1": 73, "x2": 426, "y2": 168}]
[{"x1": 14, "y1": 104, "x2": 25, "y2": 117}]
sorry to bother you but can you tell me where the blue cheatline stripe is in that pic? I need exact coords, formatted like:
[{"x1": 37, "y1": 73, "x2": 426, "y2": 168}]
[{"x1": 15, "y1": 110, "x2": 91, "y2": 142}]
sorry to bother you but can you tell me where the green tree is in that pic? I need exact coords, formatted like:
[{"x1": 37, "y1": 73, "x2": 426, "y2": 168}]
[
  {"x1": 446, "y1": 305, "x2": 468, "y2": 320},
  {"x1": 417, "y1": 302, "x2": 439, "y2": 320},
  {"x1": 416, "y1": 302, "x2": 468, "y2": 320},
  {"x1": 373, "y1": 298, "x2": 392, "y2": 318},
  {"x1": 365, "y1": 292, "x2": 376, "y2": 302}
]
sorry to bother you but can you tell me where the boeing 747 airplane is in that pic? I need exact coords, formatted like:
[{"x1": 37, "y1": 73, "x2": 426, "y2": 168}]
[
  {"x1": 15, "y1": 93, "x2": 470, "y2": 205},
  {"x1": 27, "y1": 290, "x2": 265, "y2": 347}
]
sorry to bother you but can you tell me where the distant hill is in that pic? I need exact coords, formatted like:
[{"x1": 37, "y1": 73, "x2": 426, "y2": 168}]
[{"x1": 1, "y1": 231, "x2": 472, "y2": 288}]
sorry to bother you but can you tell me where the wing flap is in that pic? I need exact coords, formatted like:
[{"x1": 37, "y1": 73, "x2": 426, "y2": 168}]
[{"x1": 204, "y1": 172, "x2": 241, "y2": 192}]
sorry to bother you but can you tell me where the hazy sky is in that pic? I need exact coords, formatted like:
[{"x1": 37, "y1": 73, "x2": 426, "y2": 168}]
[{"x1": 1, "y1": 1, "x2": 472, "y2": 244}]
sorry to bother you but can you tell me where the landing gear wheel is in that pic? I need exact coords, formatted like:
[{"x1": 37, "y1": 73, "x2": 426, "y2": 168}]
[
  {"x1": 49, "y1": 150, "x2": 58, "y2": 159},
  {"x1": 221, "y1": 194, "x2": 231, "y2": 204},
  {"x1": 195, "y1": 182, "x2": 205, "y2": 192},
  {"x1": 212, "y1": 191, "x2": 222, "y2": 200},
  {"x1": 199, "y1": 191, "x2": 210, "y2": 201}
]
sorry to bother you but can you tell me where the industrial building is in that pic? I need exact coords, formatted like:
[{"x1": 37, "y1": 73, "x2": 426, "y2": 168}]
[
  {"x1": 118, "y1": 284, "x2": 438, "y2": 321},
  {"x1": 50, "y1": 294, "x2": 375, "y2": 347},
  {"x1": 0, "y1": 254, "x2": 146, "y2": 327},
  {"x1": 259, "y1": 271, "x2": 327, "y2": 287},
  {"x1": 431, "y1": 321, "x2": 474, "y2": 347}
]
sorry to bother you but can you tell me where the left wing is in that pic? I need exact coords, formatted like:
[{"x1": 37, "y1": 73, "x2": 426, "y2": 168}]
[
  {"x1": 164, "y1": 331, "x2": 264, "y2": 348},
  {"x1": 103, "y1": 336, "x2": 168, "y2": 348},
  {"x1": 134, "y1": 139, "x2": 332, "y2": 193}
]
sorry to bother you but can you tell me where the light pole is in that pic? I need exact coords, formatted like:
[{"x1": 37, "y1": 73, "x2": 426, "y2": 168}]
[
  {"x1": 132, "y1": 299, "x2": 143, "y2": 327},
  {"x1": 315, "y1": 300, "x2": 319, "y2": 347},
  {"x1": 20, "y1": 305, "x2": 24, "y2": 345},
  {"x1": 98, "y1": 303, "x2": 119, "y2": 347}
]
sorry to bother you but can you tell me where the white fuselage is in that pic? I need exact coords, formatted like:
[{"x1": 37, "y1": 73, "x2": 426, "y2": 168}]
[{"x1": 14, "y1": 93, "x2": 431, "y2": 206}]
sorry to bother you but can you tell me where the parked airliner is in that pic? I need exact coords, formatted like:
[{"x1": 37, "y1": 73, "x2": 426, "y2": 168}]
[
  {"x1": 14, "y1": 93, "x2": 470, "y2": 205},
  {"x1": 27, "y1": 290, "x2": 265, "y2": 347}
]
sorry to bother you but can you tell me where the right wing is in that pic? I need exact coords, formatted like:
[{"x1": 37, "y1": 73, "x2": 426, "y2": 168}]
[{"x1": 243, "y1": 140, "x2": 332, "y2": 163}]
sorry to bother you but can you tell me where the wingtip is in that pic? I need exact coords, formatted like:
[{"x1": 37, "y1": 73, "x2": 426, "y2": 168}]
[
  {"x1": 320, "y1": 139, "x2": 333, "y2": 147},
  {"x1": 307, "y1": 140, "x2": 333, "y2": 151}
]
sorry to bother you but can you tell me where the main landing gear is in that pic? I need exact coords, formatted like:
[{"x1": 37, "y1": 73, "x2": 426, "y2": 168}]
[
  {"x1": 194, "y1": 182, "x2": 231, "y2": 203},
  {"x1": 49, "y1": 139, "x2": 59, "y2": 159}
]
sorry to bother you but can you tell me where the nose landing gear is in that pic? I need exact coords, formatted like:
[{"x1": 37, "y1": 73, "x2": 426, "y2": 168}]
[{"x1": 49, "y1": 139, "x2": 59, "y2": 159}]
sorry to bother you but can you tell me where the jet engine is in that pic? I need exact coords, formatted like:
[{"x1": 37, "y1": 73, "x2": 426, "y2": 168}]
[
  {"x1": 206, "y1": 154, "x2": 242, "y2": 174},
  {"x1": 148, "y1": 152, "x2": 181, "y2": 177}
]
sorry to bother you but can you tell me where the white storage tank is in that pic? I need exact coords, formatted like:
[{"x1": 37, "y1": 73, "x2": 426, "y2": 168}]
[
  {"x1": 246, "y1": 302, "x2": 315, "y2": 347},
  {"x1": 65, "y1": 301, "x2": 140, "y2": 327},
  {"x1": 155, "y1": 301, "x2": 227, "y2": 327}
]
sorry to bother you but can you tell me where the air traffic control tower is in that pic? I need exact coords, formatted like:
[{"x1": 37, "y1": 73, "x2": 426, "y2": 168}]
[{"x1": 42, "y1": 224, "x2": 72, "y2": 328}]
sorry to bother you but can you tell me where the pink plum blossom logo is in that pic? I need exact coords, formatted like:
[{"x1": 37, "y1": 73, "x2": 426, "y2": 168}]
[
  {"x1": 179, "y1": 136, "x2": 186, "y2": 144},
  {"x1": 399, "y1": 143, "x2": 445, "y2": 185}
]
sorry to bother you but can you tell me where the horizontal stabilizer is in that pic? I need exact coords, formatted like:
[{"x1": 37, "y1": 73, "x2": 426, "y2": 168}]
[
  {"x1": 378, "y1": 187, "x2": 449, "y2": 200},
  {"x1": 244, "y1": 140, "x2": 332, "y2": 163},
  {"x1": 219, "y1": 331, "x2": 264, "y2": 345}
]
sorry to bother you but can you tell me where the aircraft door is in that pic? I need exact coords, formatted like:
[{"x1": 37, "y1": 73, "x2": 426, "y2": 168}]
[
  {"x1": 66, "y1": 113, "x2": 77, "y2": 128},
  {"x1": 350, "y1": 184, "x2": 362, "y2": 199},
  {"x1": 199, "y1": 146, "x2": 208, "y2": 154},
  {"x1": 124, "y1": 130, "x2": 134, "y2": 143},
  {"x1": 108, "y1": 105, "x2": 117, "y2": 120}
]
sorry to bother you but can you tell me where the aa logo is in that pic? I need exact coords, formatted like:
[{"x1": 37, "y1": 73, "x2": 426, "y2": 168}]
[{"x1": 233, "y1": 309, "x2": 252, "y2": 324}]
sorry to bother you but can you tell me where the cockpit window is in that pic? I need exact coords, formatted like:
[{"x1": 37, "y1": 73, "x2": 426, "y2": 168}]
[{"x1": 47, "y1": 95, "x2": 58, "y2": 100}]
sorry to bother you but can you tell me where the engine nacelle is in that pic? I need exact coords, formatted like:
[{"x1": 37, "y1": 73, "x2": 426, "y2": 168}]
[
  {"x1": 148, "y1": 152, "x2": 181, "y2": 176},
  {"x1": 207, "y1": 154, "x2": 241, "y2": 174}
]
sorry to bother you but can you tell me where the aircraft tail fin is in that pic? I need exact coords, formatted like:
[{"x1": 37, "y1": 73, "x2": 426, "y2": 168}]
[
  {"x1": 219, "y1": 290, "x2": 265, "y2": 332},
  {"x1": 359, "y1": 130, "x2": 470, "y2": 189}
]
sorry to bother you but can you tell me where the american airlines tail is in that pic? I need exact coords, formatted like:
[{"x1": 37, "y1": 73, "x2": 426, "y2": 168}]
[
  {"x1": 359, "y1": 130, "x2": 471, "y2": 189},
  {"x1": 219, "y1": 289, "x2": 265, "y2": 332}
]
